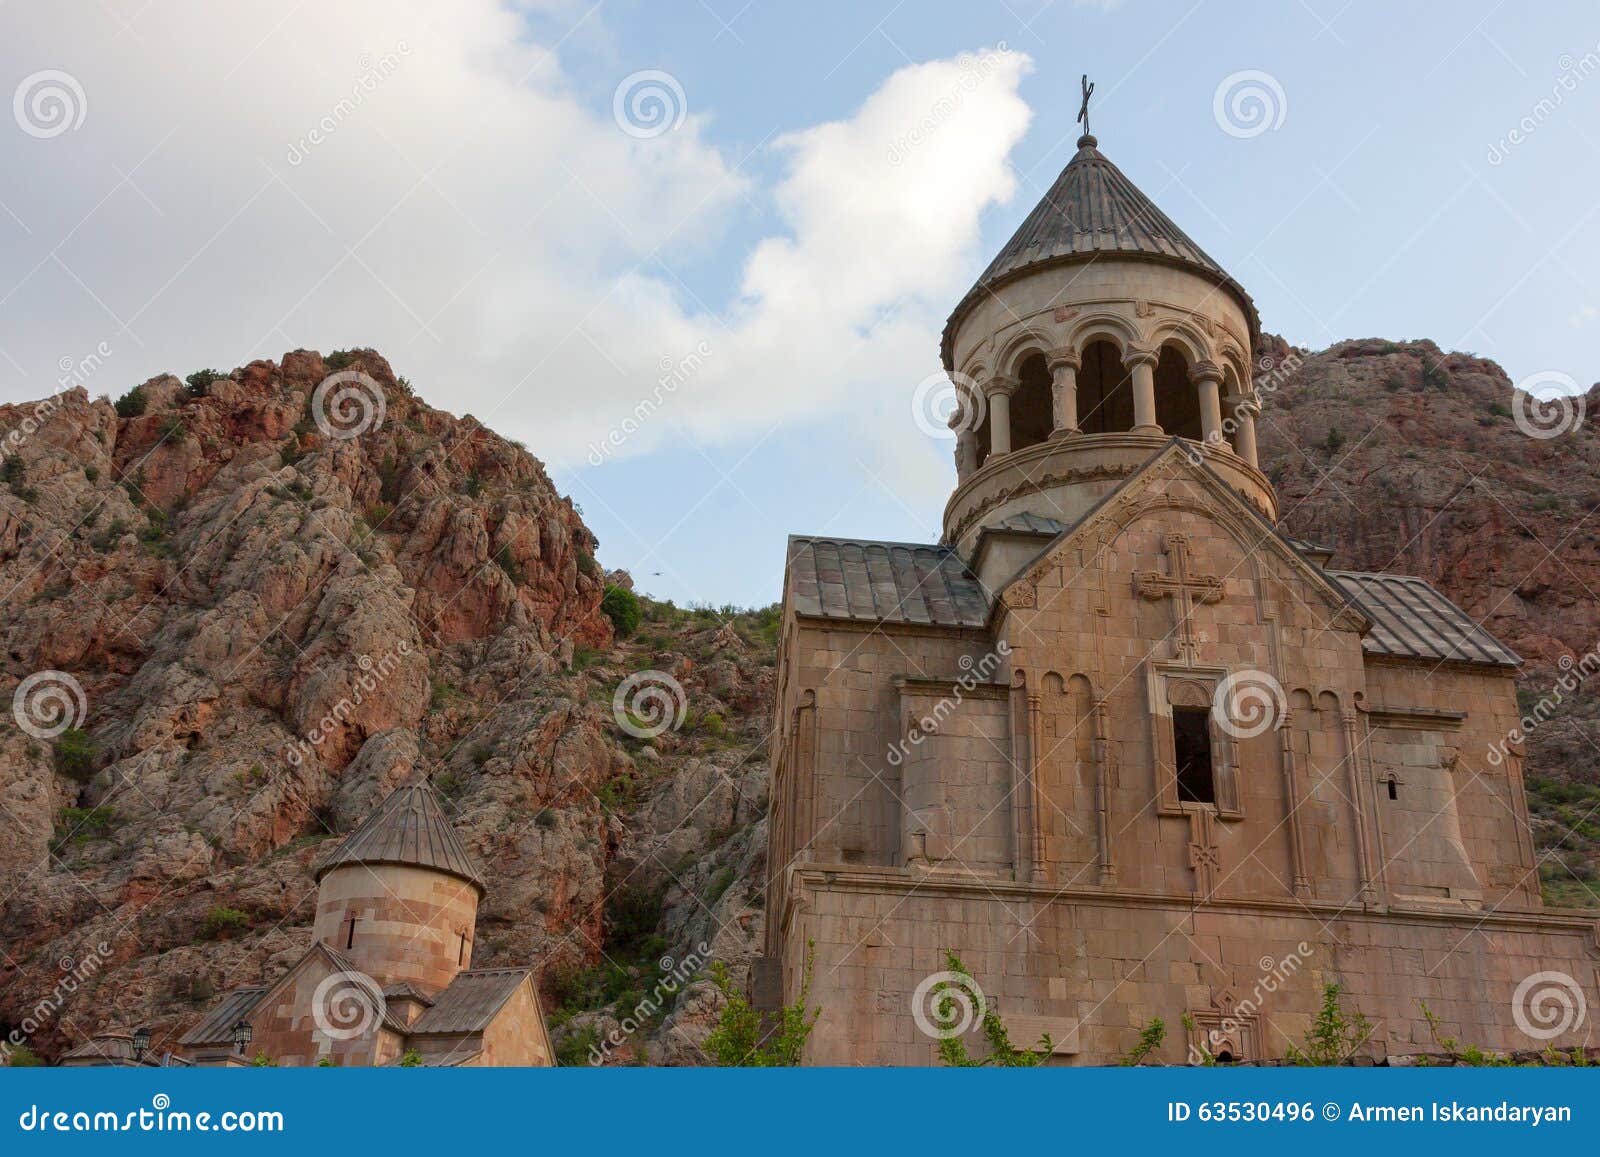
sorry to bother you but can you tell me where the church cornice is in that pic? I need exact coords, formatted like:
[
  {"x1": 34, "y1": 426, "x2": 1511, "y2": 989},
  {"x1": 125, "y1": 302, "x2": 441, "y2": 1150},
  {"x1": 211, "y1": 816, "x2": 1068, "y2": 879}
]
[{"x1": 785, "y1": 864, "x2": 1600, "y2": 950}]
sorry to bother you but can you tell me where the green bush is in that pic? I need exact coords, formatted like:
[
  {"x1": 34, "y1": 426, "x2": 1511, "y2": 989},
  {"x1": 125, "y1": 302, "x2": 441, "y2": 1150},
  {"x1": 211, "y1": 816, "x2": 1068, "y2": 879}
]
[
  {"x1": 7, "y1": 1044, "x2": 43, "y2": 1067},
  {"x1": 324, "y1": 350, "x2": 358, "y2": 371},
  {"x1": 601, "y1": 585, "x2": 641, "y2": 637},
  {"x1": 185, "y1": 369, "x2": 225, "y2": 397},
  {"x1": 113, "y1": 386, "x2": 147, "y2": 418},
  {"x1": 704, "y1": 944, "x2": 820, "y2": 1066},
  {"x1": 199, "y1": 905, "x2": 251, "y2": 941},
  {"x1": 576, "y1": 551, "x2": 600, "y2": 579},
  {"x1": 52, "y1": 728, "x2": 97, "y2": 782}
]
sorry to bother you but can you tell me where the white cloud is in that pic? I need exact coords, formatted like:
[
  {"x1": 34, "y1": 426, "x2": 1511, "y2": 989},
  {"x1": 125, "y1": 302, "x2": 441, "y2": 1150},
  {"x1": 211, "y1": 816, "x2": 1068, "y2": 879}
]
[{"x1": 0, "y1": 3, "x2": 1031, "y2": 478}]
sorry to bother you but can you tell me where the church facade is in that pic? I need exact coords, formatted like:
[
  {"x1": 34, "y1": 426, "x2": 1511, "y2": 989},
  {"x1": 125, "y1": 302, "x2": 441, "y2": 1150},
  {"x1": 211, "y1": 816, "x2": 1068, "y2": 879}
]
[{"x1": 763, "y1": 130, "x2": 1599, "y2": 1064}]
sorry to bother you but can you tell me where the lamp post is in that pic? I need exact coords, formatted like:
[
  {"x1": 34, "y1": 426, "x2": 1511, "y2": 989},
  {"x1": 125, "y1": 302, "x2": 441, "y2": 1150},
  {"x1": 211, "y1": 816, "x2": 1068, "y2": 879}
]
[
  {"x1": 131, "y1": 1025, "x2": 151, "y2": 1063},
  {"x1": 231, "y1": 1020, "x2": 253, "y2": 1058}
]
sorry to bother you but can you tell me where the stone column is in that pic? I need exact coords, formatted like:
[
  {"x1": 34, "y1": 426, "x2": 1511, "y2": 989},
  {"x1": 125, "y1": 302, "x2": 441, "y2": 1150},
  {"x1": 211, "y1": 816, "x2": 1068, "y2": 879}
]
[
  {"x1": 1123, "y1": 348, "x2": 1160, "y2": 434},
  {"x1": 1193, "y1": 361, "x2": 1225, "y2": 449},
  {"x1": 952, "y1": 425, "x2": 978, "y2": 482},
  {"x1": 1232, "y1": 396, "x2": 1260, "y2": 468},
  {"x1": 984, "y1": 375, "x2": 1017, "y2": 458},
  {"x1": 1046, "y1": 347, "x2": 1081, "y2": 439}
]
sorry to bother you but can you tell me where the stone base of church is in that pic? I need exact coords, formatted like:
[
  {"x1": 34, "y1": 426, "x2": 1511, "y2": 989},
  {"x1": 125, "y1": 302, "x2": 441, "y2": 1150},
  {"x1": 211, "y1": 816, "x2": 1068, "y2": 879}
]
[{"x1": 777, "y1": 866, "x2": 1600, "y2": 1065}]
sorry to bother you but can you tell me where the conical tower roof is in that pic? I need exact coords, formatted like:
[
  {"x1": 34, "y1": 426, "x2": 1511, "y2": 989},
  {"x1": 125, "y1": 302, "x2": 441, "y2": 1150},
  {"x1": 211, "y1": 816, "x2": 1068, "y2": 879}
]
[
  {"x1": 942, "y1": 134, "x2": 1259, "y2": 368},
  {"x1": 315, "y1": 782, "x2": 485, "y2": 893}
]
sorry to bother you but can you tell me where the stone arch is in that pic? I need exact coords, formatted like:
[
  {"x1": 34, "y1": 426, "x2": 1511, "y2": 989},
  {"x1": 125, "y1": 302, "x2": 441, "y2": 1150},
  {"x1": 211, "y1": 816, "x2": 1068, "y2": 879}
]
[
  {"x1": 1064, "y1": 311, "x2": 1140, "y2": 356},
  {"x1": 996, "y1": 329, "x2": 1054, "y2": 378},
  {"x1": 1146, "y1": 319, "x2": 1211, "y2": 367}
]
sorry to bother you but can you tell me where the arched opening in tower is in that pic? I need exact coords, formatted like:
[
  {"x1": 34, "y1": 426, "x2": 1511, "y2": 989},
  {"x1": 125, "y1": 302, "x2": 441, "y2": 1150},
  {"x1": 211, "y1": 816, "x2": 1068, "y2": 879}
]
[
  {"x1": 1076, "y1": 340, "x2": 1134, "y2": 434},
  {"x1": 1009, "y1": 353, "x2": 1053, "y2": 452},
  {"x1": 1154, "y1": 345, "x2": 1202, "y2": 441}
]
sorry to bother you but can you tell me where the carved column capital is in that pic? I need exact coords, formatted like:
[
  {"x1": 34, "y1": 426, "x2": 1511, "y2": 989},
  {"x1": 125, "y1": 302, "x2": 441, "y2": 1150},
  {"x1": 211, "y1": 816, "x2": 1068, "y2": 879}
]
[
  {"x1": 1045, "y1": 346, "x2": 1081, "y2": 373},
  {"x1": 982, "y1": 373, "x2": 1020, "y2": 399},
  {"x1": 1190, "y1": 360, "x2": 1225, "y2": 386},
  {"x1": 1121, "y1": 346, "x2": 1160, "y2": 371}
]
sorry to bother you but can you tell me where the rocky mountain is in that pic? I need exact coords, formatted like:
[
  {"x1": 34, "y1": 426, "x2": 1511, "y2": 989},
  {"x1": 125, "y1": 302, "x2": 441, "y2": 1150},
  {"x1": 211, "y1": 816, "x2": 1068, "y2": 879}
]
[
  {"x1": 1, "y1": 334, "x2": 1595, "y2": 1066},
  {"x1": 0, "y1": 349, "x2": 774, "y2": 1065}
]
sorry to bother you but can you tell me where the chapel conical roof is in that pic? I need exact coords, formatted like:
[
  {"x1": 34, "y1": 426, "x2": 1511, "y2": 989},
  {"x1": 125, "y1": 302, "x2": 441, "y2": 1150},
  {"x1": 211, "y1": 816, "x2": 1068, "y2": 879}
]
[
  {"x1": 941, "y1": 134, "x2": 1259, "y2": 368},
  {"x1": 315, "y1": 782, "x2": 485, "y2": 893}
]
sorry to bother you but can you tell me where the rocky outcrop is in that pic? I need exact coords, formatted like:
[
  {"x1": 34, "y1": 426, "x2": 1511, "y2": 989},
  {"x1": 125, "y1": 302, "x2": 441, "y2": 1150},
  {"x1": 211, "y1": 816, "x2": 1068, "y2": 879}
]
[{"x1": 0, "y1": 351, "x2": 636, "y2": 1059}]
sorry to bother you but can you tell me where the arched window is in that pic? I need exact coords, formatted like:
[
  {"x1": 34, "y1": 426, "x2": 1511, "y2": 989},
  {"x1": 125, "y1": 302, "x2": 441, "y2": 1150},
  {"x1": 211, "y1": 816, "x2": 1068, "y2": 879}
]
[
  {"x1": 1154, "y1": 345, "x2": 1202, "y2": 441},
  {"x1": 1076, "y1": 340, "x2": 1134, "y2": 434},
  {"x1": 1009, "y1": 353, "x2": 1053, "y2": 452}
]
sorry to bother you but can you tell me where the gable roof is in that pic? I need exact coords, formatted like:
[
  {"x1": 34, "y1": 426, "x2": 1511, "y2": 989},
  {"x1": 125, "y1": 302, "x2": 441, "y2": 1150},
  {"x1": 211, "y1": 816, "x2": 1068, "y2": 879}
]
[
  {"x1": 177, "y1": 987, "x2": 267, "y2": 1047},
  {"x1": 315, "y1": 782, "x2": 485, "y2": 893},
  {"x1": 942, "y1": 135, "x2": 1259, "y2": 369},
  {"x1": 786, "y1": 535, "x2": 989, "y2": 628},
  {"x1": 1328, "y1": 570, "x2": 1520, "y2": 668},
  {"x1": 408, "y1": 968, "x2": 532, "y2": 1035}
]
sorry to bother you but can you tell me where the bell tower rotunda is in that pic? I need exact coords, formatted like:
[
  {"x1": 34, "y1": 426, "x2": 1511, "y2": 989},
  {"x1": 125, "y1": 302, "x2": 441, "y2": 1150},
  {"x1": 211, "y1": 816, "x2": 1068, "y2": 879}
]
[{"x1": 942, "y1": 127, "x2": 1272, "y2": 563}]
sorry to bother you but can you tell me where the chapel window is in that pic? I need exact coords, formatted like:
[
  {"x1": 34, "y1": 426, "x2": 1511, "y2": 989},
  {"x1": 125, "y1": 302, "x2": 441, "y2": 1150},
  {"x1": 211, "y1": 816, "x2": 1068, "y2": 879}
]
[
  {"x1": 1173, "y1": 707, "x2": 1216, "y2": 804},
  {"x1": 1386, "y1": 778, "x2": 1398, "y2": 801},
  {"x1": 343, "y1": 915, "x2": 358, "y2": 950}
]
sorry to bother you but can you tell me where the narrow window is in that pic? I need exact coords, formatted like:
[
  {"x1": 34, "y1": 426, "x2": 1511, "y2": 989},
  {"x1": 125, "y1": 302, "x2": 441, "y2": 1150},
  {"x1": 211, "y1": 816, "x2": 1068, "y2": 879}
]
[
  {"x1": 1173, "y1": 707, "x2": 1215, "y2": 804},
  {"x1": 1386, "y1": 779, "x2": 1398, "y2": 801},
  {"x1": 343, "y1": 915, "x2": 358, "y2": 950},
  {"x1": 457, "y1": 932, "x2": 468, "y2": 966}
]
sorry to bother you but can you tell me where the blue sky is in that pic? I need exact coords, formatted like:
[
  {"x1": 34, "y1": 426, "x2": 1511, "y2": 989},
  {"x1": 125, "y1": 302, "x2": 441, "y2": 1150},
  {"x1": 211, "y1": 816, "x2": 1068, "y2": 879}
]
[{"x1": 3, "y1": 1, "x2": 1597, "y2": 606}]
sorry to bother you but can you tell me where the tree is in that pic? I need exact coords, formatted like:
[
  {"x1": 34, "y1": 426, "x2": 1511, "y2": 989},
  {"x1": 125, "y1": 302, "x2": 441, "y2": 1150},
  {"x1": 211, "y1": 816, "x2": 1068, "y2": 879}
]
[
  {"x1": 601, "y1": 585, "x2": 641, "y2": 637},
  {"x1": 934, "y1": 951, "x2": 1051, "y2": 1067},
  {"x1": 704, "y1": 943, "x2": 820, "y2": 1066}
]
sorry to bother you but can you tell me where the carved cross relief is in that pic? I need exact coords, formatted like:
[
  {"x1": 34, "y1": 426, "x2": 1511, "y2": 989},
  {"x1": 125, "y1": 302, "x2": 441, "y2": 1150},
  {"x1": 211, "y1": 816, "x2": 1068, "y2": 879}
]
[
  {"x1": 1133, "y1": 532, "x2": 1223, "y2": 665},
  {"x1": 1187, "y1": 807, "x2": 1220, "y2": 897}
]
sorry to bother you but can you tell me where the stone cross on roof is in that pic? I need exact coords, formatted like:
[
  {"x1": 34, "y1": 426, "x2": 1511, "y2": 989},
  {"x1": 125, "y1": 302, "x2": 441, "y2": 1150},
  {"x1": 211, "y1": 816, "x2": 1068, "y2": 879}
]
[{"x1": 1077, "y1": 74, "x2": 1094, "y2": 141}]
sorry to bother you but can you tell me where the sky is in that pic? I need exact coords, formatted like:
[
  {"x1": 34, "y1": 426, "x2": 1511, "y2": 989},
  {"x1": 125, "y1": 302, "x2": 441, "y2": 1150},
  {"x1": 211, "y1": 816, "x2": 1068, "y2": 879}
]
[{"x1": 2, "y1": 0, "x2": 1597, "y2": 607}]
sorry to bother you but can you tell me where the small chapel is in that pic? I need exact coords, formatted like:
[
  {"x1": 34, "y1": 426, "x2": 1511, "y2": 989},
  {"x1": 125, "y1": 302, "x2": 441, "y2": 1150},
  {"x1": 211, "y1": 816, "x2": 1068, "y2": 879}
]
[
  {"x1": 761, "y1": 118, "x2": 1600, "y2": 1064},
  {"x1": 66, "y1": 782, "x2": 554, "y2": 1067}
]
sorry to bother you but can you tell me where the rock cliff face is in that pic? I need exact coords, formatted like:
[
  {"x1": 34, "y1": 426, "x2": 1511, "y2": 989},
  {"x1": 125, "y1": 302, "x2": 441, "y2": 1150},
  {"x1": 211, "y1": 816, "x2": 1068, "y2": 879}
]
[{"x1": 1, "y1": 334, "x2": 1595, "y2": 1065}]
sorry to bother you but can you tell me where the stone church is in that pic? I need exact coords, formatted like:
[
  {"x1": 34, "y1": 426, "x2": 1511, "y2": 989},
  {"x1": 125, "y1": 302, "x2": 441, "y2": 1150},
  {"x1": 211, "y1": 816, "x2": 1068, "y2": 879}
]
[
  {"x1": 763, "y1": 128, "x2": 1599, "y2": 1064},
  {"x1": 67, "y1": 782, "x2": 553, "y2": 1067}
]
